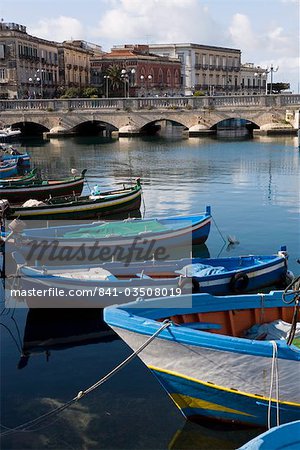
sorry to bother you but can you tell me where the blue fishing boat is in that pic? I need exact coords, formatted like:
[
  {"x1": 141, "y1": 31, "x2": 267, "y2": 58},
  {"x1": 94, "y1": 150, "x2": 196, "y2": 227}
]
[
  {"x1": 0, "y1": 160, "x2": 18, "y2": 179},
  {"x1": 0, "y1": 144, "x2": 30, "y2": 167},
  {"x1": 104, "y1": 289, "x2": 300, "y2": 427},
  {"x1": 14, "y1": 207, "x2": 212, "y2": 264},
  {"x1": 11, "y1": 248, "x2": 289, "y2": 308},
  {"x1": 239, "y1": 420, "x2": 300, "y2": 449}
]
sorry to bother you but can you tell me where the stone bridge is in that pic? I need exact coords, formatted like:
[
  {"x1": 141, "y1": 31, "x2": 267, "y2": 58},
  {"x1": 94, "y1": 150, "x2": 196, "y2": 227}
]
[{"x1": 0, "y1": 94, "x2": 299, "y2": 137}]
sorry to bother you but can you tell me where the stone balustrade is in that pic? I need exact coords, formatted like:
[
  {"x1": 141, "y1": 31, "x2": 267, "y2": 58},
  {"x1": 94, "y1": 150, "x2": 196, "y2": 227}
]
[{"x1": 0, "y1": 94, "x2": 299, "y2": 112}]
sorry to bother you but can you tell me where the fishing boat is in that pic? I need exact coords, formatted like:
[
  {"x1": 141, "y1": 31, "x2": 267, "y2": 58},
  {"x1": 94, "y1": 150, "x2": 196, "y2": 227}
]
[
  {"x1": 5, "y1": 178, "x2": 142, "y2": 220},
  {"x1": 10, "y1": 248, "x2": 289, "y2": 308},
  {"x1": 13, "y1": 207, "x2": 212, "y2": 265},
  {"x1": 0, "y1": 169, "x2": 87, "y2": 203},
  {"x1": 238, "y1": 420, "x2": 300, "y2": 449},
  {"x1": 104, "y1": 288, "x2": 300, "y2": 427},
  {"x1": 0, "y1": 168, "x2": 37, "y2": 186},
  {"x1": 0, "y1": 160, "x2": 18, "y2": 179},
  {"x1": 0, "y1": 144, "x2": 30, "y2": 166}
]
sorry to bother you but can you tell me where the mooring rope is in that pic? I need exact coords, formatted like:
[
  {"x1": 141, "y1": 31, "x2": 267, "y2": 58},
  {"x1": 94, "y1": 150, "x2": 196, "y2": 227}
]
[
  {"x1": 211, "y1": 214, "x2": 227, "y2": 244},
  {"x1": 0, "y1": 319, "x2": 171, "y2": 437},
  {"x1": 282, "y1": 274, "x2": 300, "y2": 345},
  {"x1": 268, "y1": 340, "x2": 280, "y2": 429}
]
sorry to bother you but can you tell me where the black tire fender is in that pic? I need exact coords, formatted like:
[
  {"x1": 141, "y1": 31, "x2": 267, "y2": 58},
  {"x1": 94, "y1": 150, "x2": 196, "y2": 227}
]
[{"x1": 229, "y1": 272, "x2": 249, "y2": 293}]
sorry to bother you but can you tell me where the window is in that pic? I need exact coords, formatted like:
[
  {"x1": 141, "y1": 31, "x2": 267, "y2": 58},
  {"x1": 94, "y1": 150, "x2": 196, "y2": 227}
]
[
  {"x1": 0, "y1": 68, "x2": 5, "y2": 79},
  {"x1": 0, "y1": 44, "x2": 4, "y2": 59}
]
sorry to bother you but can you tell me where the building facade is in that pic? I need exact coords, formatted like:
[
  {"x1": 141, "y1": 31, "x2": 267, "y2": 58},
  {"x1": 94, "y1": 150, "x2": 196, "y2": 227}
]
[
  {"x1": 0, "y1": 22, "x2": 59, "y2": 98},
  {"x1": 0, "y1": 22, "x2": 103, "y2": 98},
  {"x1": 149, "y1": 43, "x2": 242, "y2": 95},
  {"x1": 240, "y1": 63, "x2": 267, "y2": 95},
  {"x1": 91, "y1": 45, "x2": 181, "y2": 97},
  {"x1": 58, "y1": 40, "x2": 103, "y2": 91}
]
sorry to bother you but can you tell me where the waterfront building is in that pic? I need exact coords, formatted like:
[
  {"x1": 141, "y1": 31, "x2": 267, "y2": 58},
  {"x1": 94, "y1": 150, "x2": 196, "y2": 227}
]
[
  {"x1": 0, "y1": 21, "x2": 59, "y2": 99},
  {"x1": 148, "y1": 43, "x2": 241, "y2": 96},
  {"x1": 58, "y1": 40, "x2": 103, "y2": 92},
  {"x1": 91, "y1": 44, "x2": 181, "y2": 97},
  {"x1": 240, "y1": 63, "x2": 267, "y2": 95},
  {"x1": 0, "y1": 22, "x2": 104, "y2": 98}
]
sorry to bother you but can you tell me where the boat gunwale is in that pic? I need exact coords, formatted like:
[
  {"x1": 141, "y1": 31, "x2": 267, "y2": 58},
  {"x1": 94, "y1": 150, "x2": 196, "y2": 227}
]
[{"x1": 104, "y1": 292, "x2": 300, "y2": 360}]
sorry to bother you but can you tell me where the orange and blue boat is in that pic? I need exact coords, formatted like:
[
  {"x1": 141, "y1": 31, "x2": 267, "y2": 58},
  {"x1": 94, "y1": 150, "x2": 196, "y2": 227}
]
[{"x1": 104, "y1": 290, "x2": 300, "y2": 427}]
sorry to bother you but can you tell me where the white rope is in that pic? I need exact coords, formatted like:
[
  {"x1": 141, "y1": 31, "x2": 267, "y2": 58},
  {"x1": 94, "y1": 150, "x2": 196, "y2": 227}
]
[
  {"x1": 0, "y1": 319, "x2": 171, "y2": 437},
  {"x1": 268, "y1": 340, "x2": 280, "y2": 429}
]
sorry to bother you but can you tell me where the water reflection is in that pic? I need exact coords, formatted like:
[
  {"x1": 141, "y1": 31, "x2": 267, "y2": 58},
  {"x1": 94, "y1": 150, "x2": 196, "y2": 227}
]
[
  {"x1": 19, "y1": 308, "x2": 117, "y2": 369},
  {"x1": 168, "y1": 420, "x2": 264, "y2": 450}
]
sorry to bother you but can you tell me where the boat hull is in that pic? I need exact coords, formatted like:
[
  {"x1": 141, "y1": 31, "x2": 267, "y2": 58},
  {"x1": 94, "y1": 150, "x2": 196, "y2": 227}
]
[
  {"x1": 7, "y1": 186, "x2": 142, "y2": 220},
  {"x1": 15, "y1": 209, "x2": 212, "y2": 264},
  {"x1": 238, "y1": 419, "x2": 300, "y2": 449},
  {"x1": 0, "y1": 162, "x2": 18, "y2": 179},
  {"x1": 0, "y1": 176, "x2": 85, "y2": 203},
  {"x1": 104, "y1": 292, "x2": 300, "y2": 428},
  {"x1": 111, "y1": 325, "x2": 300, "y2": 427}
]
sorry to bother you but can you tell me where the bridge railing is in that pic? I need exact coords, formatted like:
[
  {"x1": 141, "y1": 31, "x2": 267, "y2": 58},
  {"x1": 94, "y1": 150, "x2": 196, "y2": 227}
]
[{"x1": 0, "y1": 94, "x2": 299, "y2": 111}]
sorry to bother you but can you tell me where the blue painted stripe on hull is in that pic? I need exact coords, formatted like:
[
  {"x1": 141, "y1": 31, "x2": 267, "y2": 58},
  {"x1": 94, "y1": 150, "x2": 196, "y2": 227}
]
[
  {"x1": 197, "y1": 266, "x2": 286, "y2": 294},
  {"x1": 151, "y1": 369, "x2": 300, "y2": 427}
]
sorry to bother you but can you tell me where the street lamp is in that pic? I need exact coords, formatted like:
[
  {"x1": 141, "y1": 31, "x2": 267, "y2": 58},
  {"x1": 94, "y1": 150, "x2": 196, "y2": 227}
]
[
  {"x1": 265, "y1": 64, "x2": 279, "y2": 94},
  {"x1": 140, "y1": 74, "x2": 153, "y2": 96},
  {"x1": 121, "y1": 68, "x2": 136, "y2": 97},
  {"x1": 28, "y1": 69, "x2": 44, "y2": 98},
  {"x1": 104, "y1": 75, "x2": 110, "y2": 98},
  {"x1": 254, "y1": 71, "x2": 266, "y2": 94}
]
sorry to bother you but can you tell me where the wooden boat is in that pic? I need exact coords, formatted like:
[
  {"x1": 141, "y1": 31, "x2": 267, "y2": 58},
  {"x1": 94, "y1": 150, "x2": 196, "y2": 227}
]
[
  {"x1": 238, "y1": 420, "x2": 300, "y2": 449},
  {"x1": 5, "y1": 178, "x2": 142, "y2": 220},
  {"x1": 104, "y1": 289, "x2": 300, "y2": 427},
  {"x1": 0, "y1": 160, "x2": 18, "y2": 179},
  {"x1": 0, "y1": 168, "x2": 37, "y2": 186},
  {"x1": 11, "y1": 248, "x2": 289, "y2": 308},
  {"x1": 14, "y1": 207, "x2": 212, "y2": 264},
  {"x1": 0, "y1": 169, "x2": 87, "y2": 203},
  {"x1": 0, "y1": 144, "x2": 30, "y2": 166}
]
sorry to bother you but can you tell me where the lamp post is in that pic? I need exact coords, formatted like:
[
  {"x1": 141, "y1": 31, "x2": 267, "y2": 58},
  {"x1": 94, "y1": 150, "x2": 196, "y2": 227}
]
[
  {"x1": 140, "y1": 74, "x2": 153, "y2": 96},
  {"x1": 28, "y1": 69, "x2": 44, "y2": 98},
  {"x1": 265, "y1": 64, "x2": 279, "y2": 94},
  {"x1": 104, "y1": 75, "x2": 110, "y2": 98},
  {"x1": 121, "y1": 68, "x2": 136, "y2": 97},
  {"x1": 254, "y1": 71, "x2": 266, "y2": 94}
]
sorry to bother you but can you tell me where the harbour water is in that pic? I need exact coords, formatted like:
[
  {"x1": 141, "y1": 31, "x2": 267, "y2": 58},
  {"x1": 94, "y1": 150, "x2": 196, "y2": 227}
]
[{"x1": 1, "y1": 133, "x2": 299, "y2": 449}]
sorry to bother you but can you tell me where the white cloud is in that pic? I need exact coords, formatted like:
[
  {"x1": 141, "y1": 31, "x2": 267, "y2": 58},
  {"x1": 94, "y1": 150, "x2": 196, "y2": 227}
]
[
  {"x1": 91, "y1": 0, "x2": 224, "y2": 47},
  {"x1": 228, "y1": 13, "x2": 259, "y2": 50},
  {"x1": 29, "y1": 16, "x2": 84, "y2": 42}
]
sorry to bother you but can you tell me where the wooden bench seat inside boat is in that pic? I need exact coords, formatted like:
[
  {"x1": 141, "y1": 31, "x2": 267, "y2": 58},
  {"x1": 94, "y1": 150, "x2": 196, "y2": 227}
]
[{"x1": 161, "y1": 306, "x2": 294, "y2": 337}]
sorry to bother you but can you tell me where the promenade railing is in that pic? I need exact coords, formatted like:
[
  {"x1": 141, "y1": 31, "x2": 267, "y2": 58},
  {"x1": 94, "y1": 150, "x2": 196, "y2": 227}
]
[{"x1": 0, "y1": 94, "x2": 300, "y2": 112}]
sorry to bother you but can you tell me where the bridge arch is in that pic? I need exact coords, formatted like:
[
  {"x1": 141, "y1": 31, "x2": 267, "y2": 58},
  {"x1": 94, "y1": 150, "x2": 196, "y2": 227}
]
[
  {"x1": 139, "y1": 118, "x2": 188, "y2": 135},
  {"x1": 70, "y1": 120, "x2": 118, "y2": 136},
  {"x1": 210, "y1": 117, "x2": 260, "y2": 130}
]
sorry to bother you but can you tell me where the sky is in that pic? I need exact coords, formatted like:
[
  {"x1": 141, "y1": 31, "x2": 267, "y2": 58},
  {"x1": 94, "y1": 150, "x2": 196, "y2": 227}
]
[{"x1": 2, "y1": 0, "x2": 300, "y2": 92}]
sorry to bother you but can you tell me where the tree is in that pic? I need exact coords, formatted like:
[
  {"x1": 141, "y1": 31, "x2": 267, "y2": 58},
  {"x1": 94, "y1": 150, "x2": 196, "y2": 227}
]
[
  {"x1": 268, "y1": 82, "x2": 290, "y2": 94},
  {"x1": 105, "y1": 64, "x2": 123, "y2": 97},
  {"x1": 60, "y1": 87, "x2": 82, "y2": 98},
  {"x1": 82, "y1": 87, "x2": 99, "y2": 98}
]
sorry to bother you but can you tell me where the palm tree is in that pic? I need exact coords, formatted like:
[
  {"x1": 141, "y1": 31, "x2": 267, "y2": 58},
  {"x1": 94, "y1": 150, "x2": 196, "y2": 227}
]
[{"x1": 105, "y1": 64, "x2": 123, "y2": 96}]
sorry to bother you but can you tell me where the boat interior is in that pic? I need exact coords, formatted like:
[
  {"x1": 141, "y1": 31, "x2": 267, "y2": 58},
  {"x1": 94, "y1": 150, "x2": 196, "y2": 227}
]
[{"x1": 160, "y1": 305, "x2": 295, "y2": 339}]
